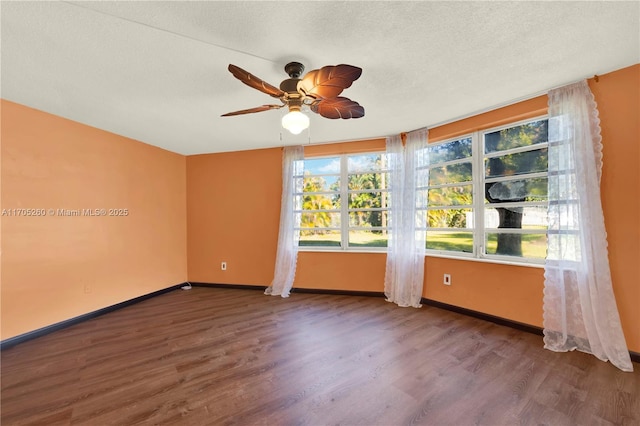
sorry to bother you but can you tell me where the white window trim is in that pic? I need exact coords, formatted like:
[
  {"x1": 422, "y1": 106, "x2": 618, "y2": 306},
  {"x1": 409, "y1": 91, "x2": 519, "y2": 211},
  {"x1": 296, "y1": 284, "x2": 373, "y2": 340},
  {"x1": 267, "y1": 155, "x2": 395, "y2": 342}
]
[
  {"x1": 482, "y1": 115, "x2": 548, "y2": 265},
  {"x1": 299, "y1": 116, "x2": 549, "y2": 267},
  {"x1": 297, "y1": 152, "x2": 390, "y2": 252},
  {"x1": 423, "y1": 115, "x2": 549, "y2": 266}
]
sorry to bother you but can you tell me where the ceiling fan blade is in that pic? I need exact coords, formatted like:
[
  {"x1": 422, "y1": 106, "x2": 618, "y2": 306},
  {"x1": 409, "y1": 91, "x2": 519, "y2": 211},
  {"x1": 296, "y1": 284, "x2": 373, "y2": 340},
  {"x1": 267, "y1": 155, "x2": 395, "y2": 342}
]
[
  {"x1": 228, "y1": 64, "x2": 285, "y2": 99},
  {"x1": 221, "y1": 104, "x2": 283, "y2": 117},
  {"x1": 311, "y1": 97, "x2": 365, "y2": 119},
  {"x1": 299, "y1": 65, "x2": 362, "y2": 99}
]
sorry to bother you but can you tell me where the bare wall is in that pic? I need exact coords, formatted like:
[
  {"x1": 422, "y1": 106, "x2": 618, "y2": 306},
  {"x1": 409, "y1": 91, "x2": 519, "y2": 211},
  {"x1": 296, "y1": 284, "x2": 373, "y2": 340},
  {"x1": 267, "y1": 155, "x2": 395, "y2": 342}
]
[
  {"x1": 187, "y1": 147, "x2": 282, "y2": 285},
  {"x1": 1, "y1": 100, "x2": 188, "y2": 340}
]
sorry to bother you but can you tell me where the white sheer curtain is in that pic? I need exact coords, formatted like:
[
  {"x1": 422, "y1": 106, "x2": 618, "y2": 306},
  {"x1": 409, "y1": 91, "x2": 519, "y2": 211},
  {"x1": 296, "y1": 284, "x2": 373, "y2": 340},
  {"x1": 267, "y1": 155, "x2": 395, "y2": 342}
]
[
  {"x1": 265, "y1": 145, "x2": 304, "y2": 298},
  {"x1": 384, "y1": 130, "x2": 429, "y2": 307},
  {"x1": 544, "y1": 81, "x2": 632, "y2": 372}
]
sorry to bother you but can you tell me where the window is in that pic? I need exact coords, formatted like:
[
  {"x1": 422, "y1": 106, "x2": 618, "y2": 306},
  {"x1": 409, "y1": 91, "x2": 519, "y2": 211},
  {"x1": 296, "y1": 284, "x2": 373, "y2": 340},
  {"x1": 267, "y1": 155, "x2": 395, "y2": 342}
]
[
  {"x1": 424, "y1": 117, "x2": 549, "y2": 263},
  {"x1": 297, "y1": 117, "x2": 548, "y2": 264},
  {"x1": 420, "y1": 137, "x2": 475, "y2": 254},
  {"x1": 482, "y1": 119, "x2": 549, "y2": 261},
  {"x1": 296, "y1": 153, "x2": 390, "y2": 250}
]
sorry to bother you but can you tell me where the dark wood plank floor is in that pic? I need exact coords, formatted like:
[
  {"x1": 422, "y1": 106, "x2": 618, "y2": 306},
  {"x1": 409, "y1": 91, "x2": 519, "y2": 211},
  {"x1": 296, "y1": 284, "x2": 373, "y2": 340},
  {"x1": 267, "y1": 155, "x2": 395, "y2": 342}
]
[{"x1": 2, "y1": 287, "x2": 638, "y2": 425}]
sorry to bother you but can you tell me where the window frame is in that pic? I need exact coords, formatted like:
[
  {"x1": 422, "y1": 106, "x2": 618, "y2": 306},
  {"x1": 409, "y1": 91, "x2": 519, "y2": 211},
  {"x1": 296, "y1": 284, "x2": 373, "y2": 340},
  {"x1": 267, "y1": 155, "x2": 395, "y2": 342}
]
[
  {"x1": 296, "y1": 156, "x2": 342, "y2": 246},
  {"x1": 296, "y1": 116, "x2": 549, "y2": 266},
  {"x1": 419, "y1": 135, "x2": 476, "y2": 259},
  {"x1": 297, "y1": 152, "x2": 391, "y2": 252},
  {"x1": 425, "y1": 115, "x2": 549, "y2": 265}
]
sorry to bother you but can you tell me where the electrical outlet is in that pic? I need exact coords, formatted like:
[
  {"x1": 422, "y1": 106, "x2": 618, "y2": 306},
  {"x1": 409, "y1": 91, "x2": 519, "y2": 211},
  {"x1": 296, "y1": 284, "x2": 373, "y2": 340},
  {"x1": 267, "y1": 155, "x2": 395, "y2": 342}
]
[
  {"x1": 443, "y1": 274, "x2": 451, "y2": 286},
  {"x1": 221, "y1": 261, "x2": 227, "y2": 271}
]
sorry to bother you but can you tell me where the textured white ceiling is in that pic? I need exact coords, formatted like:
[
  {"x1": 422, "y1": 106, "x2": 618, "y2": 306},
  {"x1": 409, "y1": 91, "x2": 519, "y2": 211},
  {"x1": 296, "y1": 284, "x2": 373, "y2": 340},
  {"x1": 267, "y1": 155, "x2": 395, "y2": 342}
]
[{"x1": 2, "y1": 1, "x2": 638, "y2": 155}]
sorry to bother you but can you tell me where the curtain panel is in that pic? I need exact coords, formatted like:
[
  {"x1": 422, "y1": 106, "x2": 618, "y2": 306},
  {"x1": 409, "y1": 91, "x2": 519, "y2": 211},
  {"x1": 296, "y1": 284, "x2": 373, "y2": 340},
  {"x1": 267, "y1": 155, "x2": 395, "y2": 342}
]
[
  {"x1": 543, "y1": 81, "x2": 632, "y2": 372},
  {"x1": 266, "y1": 145, "x2": 304, "y2": 298},
  {"x1": 384, "y1": 130, "x2": 428, "y2": 307}
]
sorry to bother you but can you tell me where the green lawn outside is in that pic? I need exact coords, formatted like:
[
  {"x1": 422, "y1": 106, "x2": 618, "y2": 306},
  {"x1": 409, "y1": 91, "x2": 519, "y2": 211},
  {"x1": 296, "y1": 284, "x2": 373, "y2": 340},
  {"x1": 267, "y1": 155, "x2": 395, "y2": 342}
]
[
  {"x1": 299, "y1": 230, "x2": 547, "y2": 258},
  {"x1": 299, "y1": 231, "x2": 386, "y2": 247}
]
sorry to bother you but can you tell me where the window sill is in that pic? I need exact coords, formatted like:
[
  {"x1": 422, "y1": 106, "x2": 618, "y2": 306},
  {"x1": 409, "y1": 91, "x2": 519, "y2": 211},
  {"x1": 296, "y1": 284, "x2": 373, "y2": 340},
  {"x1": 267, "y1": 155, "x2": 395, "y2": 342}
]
[
  {"x1": 298, "y1": 247, "x2": 387, "y2": 255},
  {"x1": 425, "y1": 252, "x2": 545, "y2": 268}
]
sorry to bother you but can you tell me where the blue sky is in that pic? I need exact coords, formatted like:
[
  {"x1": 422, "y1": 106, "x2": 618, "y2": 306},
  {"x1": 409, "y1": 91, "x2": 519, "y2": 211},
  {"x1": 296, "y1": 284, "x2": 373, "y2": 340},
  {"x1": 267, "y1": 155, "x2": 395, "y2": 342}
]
[
  {"x1": 302, "y1": 154, "x2": 385, "y2": 188},
  {"x1": 305, "y1": 154, "x2": 383, "y2": 174},
  {"x1": 304, "y1": 157, "x2": 340, "y2": 175}
]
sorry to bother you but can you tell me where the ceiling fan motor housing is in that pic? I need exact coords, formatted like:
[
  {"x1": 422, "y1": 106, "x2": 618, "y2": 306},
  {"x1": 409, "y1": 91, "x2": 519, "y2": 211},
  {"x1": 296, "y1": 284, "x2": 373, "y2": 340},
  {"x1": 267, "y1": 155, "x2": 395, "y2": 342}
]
[
  {"x1": 284, "y1": 62, "x2": 305, "y2": 78},
  {"x1": 280, "y1": 64, "x2": 304, "y2": 111},
  {"x1": 279, "y1": 78, "x2": 300, "y2": 94}
]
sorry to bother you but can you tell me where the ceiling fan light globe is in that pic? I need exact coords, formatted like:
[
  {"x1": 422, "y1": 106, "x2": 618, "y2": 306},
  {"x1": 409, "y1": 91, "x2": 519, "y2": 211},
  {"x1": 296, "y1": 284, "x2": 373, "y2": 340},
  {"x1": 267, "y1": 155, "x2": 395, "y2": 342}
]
[{"x1": 282, "y1": 111, "x2": 309, "y2": 135}]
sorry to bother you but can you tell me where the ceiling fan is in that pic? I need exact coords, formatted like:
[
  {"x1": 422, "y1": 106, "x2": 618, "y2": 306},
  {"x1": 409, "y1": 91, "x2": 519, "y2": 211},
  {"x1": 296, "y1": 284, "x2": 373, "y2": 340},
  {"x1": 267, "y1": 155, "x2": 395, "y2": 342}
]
[{"x1": 221, "y1": 62, "x2": 365, "y2": 134}]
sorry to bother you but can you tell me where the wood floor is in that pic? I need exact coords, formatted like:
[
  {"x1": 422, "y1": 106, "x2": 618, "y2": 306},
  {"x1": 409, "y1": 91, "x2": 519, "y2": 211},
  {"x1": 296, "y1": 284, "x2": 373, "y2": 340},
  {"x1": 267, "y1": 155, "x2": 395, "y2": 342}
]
[{"x1": 2, "y1": 287, "x2": 638, "y2": 425}]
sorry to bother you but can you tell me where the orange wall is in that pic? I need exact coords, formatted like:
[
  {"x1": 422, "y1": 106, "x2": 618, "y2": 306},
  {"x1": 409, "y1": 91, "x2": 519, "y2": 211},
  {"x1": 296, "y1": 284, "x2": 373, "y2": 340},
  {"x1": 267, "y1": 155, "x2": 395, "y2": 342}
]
[
  {"x1": 1, "y1": 100, "x2": 188, "y2": 340},
  {"x1": 186, "y1": 148, "x2": 282, "y2": 285},
  {"x1": 186, "y1": 65, "x2": 639, "y2": 352},
  {"x1": 589, "y1": 65, "x2": 640, "y2": 352}
]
